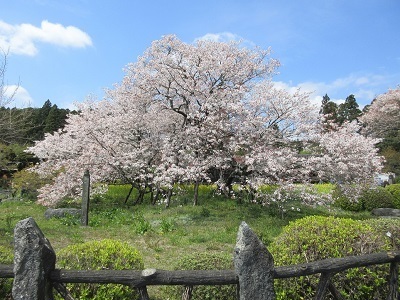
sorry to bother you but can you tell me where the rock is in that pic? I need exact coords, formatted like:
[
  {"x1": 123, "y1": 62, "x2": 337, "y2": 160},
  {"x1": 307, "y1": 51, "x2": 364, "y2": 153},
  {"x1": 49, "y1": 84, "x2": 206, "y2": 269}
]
[
  {"x1": 44, "y1": 208, "x2": 81, "y2": 219},
  {"x1": 234, "y1": 221, "x2": 276, "y2": 300},
  {"x1": 13, "y1": 217, "x2": 56, "y2": 299},
  {"x1": 372, "y1": 208, "x2": 400, "y2": 217}
]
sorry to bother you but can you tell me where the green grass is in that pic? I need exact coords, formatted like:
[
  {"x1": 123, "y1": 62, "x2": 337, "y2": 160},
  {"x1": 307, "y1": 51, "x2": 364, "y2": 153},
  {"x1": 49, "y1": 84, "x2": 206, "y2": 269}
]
[
  {"x1": 0, "y1": 183, "x2": 371, "y2": 299},
  {"x1": 312, "y1": 183, "x2": 335, "y2": 194}
]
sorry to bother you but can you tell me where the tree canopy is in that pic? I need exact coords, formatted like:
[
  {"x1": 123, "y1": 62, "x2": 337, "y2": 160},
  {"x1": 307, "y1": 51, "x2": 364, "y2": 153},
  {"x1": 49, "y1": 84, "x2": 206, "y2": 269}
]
[
  {"x1": 27, "y1": 35, "x2": 383, "y2": 206},
  {"x1": 361, "y1": 87, "x2": 400, "y2": 175},
  {"x1": 361, "y1": 87, "x2": 400, "y2": 138},
  {"x1": 337, "y1": 94, "x2": 362, "y2": 125}
]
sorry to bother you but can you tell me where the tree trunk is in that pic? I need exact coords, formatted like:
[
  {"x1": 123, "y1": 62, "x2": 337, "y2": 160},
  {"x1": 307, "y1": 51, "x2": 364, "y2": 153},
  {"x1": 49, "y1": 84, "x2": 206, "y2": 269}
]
[
  {"x1": 165, "y1": 189, "x2": 173, "y2": 208},
  {"x1": 152, "y1": 188, "x2": 161, "y2": 205},
  {"x1": 133, "y1": 189, "x2": 145, "y2": 205},
  {"x1": 193, "y1": 180, "x2": 200, "y2": 206},
  {"x1": 124, "y1": 184, "x2": 135, "y2": 204},
  {"x1": 149, "y1": 186, "x2": 154, "y2": 205}
]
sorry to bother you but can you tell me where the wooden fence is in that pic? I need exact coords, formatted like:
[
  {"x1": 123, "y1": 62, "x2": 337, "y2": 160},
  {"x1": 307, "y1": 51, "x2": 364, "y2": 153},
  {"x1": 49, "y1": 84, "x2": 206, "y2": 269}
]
[{"x1": 1, "y1": 217, "x2": 400, "y2": 300}]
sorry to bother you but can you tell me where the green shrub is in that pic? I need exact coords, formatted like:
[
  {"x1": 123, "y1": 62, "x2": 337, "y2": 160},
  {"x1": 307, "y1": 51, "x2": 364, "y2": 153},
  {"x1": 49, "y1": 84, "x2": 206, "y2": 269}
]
[
  {"x1": 333, "y1": 185, "x2": 395, "y2": 211},
  {"x1": 332, "y1": 185, "x2": 364, "y2": 211},
  {"x1": 163, "y1": 252, "x2": 236, "y2": 300},
  {"x1": 386, "y1": 184, "x2": 400, "y2": 208},
  {"x1": 56, "y1": 239, "x2": 143, "y2": 300},
  {"x1": 363, "y1": 218, "x2": 400, "y2": 249},
  {"x1": 269, "y1": 216, "x2": 400, "y2": 299},
  {"x1": 359, "y1": 187, "x2": 395, "y2": 211},
  {"x1": 11, "y1": 169, "x2": 51, "y2": 200},
  {"x1": 0, "y1": 246, "x2": 13, "y2": 300}
]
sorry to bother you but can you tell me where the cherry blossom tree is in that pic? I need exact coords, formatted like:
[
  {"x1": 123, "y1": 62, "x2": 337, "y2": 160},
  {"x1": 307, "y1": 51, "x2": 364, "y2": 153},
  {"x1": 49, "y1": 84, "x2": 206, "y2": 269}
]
[
  {"x1": 27, "y1": 35, "x2": 384, "y2": 207},
  {"x1": 28, "y1": 88, "x2": 172, "y2": 206},
  {"x1": 361, "y1": 87, "x2": 400, "y2": 138},
  {"x1": 361, "y1": 87, "x2": 400, "y2": 175},
  {"x1": 310, "y1": 121, "x2": 383, "y2": 184},
  {"x1": 124, "y1": 35, "x2": 282, "y2": 203}
]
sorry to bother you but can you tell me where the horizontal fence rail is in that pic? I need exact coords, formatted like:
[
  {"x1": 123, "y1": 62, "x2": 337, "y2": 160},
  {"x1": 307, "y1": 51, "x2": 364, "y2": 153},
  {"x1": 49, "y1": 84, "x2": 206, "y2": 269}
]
[
  {"x1": 274, "y1": 250, "x2": 400, "y2": 278},
  {"x1": 51, "y1": 269, "x2": 238, "y2": 286},
  {"x1": 2, "y1": 251, "x2": 400, "y2": 283},
  {"x1": 0, "y1": 264, "x2": 13, "y2": 278}
]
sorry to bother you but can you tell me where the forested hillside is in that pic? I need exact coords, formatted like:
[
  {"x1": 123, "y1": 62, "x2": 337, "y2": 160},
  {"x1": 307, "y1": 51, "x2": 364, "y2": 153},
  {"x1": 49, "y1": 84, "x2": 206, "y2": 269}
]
[{"x1": 0, "y1": 100, "x2": 73, "y2": 186}]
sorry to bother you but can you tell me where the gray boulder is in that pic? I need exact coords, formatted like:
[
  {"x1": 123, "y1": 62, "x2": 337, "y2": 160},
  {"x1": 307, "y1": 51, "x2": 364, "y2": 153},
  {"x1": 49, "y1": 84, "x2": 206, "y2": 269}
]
[
  {"x1": 44, "y1": 208, "x2": 81, "y2": 219},
  {"x1": 13, "y1": 217, "x2": 56, "y2": 299},
  {"x1": 234, "y1": 221, "x2": 276, "y2": 300},
  {"x1": 372, "y1": 208, "x2": 400, "y2": 217}
]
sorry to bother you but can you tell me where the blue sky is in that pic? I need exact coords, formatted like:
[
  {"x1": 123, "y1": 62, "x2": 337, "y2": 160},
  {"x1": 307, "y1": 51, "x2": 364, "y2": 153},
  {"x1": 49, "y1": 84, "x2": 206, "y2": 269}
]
[{"x1": 1, "y1": 0, "x2": 399, "y2": 109}]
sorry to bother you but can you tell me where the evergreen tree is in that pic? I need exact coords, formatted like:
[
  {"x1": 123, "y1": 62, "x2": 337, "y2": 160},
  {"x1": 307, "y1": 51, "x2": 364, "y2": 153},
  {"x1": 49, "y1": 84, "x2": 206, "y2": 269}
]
[
  {"x1": 337, "y1": 94, "x2": 362, "y2": 125},
  {"x1": 29, "y1": 100, "x2": 53, "y2": 140},
  {"x1": 44, "y1": 104, "x2": 61, "y2": 134},
  {"x1": 381, "y1": 146, "x2": 400, "y2": 175},
  {"x1": 39, "y1": 100, "x2": 52, "y2": 125},
  {"x1": 320, "y1": 94, "x2": 338, "y2": 131},
  {"x1": 26, "y1": 100, "x2": 71, "y2": 141}
]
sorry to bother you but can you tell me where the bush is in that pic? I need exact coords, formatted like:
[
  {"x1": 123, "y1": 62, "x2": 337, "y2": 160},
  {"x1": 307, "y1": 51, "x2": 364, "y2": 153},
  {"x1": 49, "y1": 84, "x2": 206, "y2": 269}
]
[
  {"x1": 163, "y1": 252, "x2": 236, "y2": 300},
  {"x1": 256, "y1": 184, "x2": 332, "y2": 218},
  {"x1": 0, "y1": 246, "x2": 13, "y2": 300},
  {"x1": 56, "y1": 239, "x2": 143, "y2": 300},
  {"x1": 386, "y1": 184, "x2": 400, "y2": 208},
  {"x1": 332, "y1": 185, "x2": 364, "y2": 211},
  {"x1": 269, "y1": 216, "x2": 400, "y2": 299},
  {"x1": 333, "y1": 185, "x2": 395, "y2": 211},
  {"x1": 359, "y1": 187, "x2": 395, "y2": 211},
  {"x1": 11, "y1": 169, "x2": 51, "y2": 200}
]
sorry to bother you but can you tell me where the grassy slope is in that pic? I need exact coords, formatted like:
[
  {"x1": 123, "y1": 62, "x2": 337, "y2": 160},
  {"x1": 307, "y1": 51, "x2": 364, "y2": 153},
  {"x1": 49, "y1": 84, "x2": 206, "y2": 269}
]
[{"x1": 0, "y1": 184, "x2": 371, "y2": 298}]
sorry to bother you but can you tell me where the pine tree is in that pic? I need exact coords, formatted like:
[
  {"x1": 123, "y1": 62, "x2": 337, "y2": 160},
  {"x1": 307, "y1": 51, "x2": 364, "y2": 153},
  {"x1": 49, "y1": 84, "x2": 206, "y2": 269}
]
[
  {"x1": 44, "y1": 104, "x2": 61, "y2": 134},
  {"x1": 320, "y1": 94, "x2": 338, "y2": 131},
  {"x1": 337, "y1": 94, "x2": 362, "y2": 125}
]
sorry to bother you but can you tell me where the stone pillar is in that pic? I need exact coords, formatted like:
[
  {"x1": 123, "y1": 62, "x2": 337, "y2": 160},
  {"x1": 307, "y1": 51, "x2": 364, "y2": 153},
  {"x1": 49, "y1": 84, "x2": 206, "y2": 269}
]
[
  {"x1": 388, "y1": 174, "x2": 394, "y2": 185},
  {"x1": 81, "y1": 169, "x2": 90, "y2": 226},
  {"x1": 13, "y1": 217, "x2": 56, "y2": 300},
  {"x1": 234, "y1": 221, "x2": 276, "y2": 300}
]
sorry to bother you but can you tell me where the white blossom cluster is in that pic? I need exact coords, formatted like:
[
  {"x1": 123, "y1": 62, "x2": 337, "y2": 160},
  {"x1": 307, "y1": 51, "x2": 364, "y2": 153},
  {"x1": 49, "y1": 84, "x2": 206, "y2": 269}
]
[
  {"x1": 27, "y1": 35, "x2": 383, "y2": 206},
  {"x1": 361, "y1": 86, "x2": 400, "y2": 138}
]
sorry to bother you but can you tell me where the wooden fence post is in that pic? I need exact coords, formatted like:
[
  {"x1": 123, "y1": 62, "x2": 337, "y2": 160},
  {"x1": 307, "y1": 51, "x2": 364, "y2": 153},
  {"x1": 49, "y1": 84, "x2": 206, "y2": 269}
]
[
  {"x1": 234, "y1": 221, "x2": 276, "y2": 300},
  {"x1": 315, "y1": 272, "x2": 333, "y2": 299},
  {"x1": 12, "y1": 217, "x2": 56, "y2": 300},
  {"x1": 387, "y1": 261, "x2": 399, "y2": 300},
  {"x1": 81, "y1": 170, "x2": 90, "y2": 226}
]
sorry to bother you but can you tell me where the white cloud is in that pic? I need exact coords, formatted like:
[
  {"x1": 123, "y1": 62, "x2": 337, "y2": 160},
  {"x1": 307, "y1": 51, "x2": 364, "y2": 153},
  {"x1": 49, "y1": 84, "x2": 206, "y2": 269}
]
[
  {"x1": 273, "y1": 80, "x2": 330, "y2": 106},
  {"x1": 195, "y1": 32, "x2": 239, "y2": 43},
  {"x1": 275, "y1": 72, "x2": 396, "y2": 108},
  {"x1": 0, "y1": 20, "x2": 93, "y2": 56},
  {"x1": 194, "y1": 32, "x2": 256, "y2": 48},
  {"x1": 2, "y1": 85, "x2": 34, "y2": 107}
]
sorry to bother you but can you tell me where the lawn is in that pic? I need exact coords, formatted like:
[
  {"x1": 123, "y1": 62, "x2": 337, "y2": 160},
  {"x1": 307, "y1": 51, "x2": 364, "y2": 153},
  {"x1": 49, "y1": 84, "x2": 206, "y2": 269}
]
[{"x1": 0, "y1": 183, "x2": 370, "y2": 298}]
